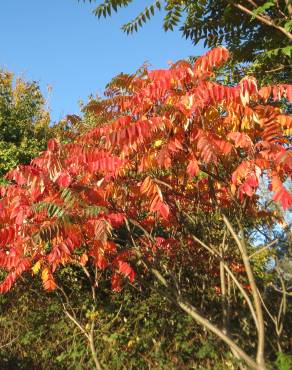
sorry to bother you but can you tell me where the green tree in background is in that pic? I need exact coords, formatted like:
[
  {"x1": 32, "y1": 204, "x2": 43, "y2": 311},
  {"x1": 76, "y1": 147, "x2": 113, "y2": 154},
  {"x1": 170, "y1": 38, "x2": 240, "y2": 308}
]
[
  {"x1": 82, "y1": 0, "x2": 292, "y2": 83},
  {"x1": 0, "y1": 70, "x2": 77, "y2": 181},
  {"x1": 0, "y1": 70, "x2": 51, "y2": 179}
]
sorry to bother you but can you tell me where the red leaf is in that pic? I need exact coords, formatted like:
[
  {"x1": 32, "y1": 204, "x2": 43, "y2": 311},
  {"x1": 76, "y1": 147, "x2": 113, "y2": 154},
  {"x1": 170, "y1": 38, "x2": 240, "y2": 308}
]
[
  {"x1": 57, "y1": 172, "x2": 72, "y2": 187},
  {"x1": 272, "y1": 177, "x2": 292, "y2": 210},
  {"x1": 0, "y1": 226, "x2": 15, "y2": 247},
  {"x1": 227, "y1": 132, "x2": 253, "y2": 150},
  {"x1": 47, "y1": 139, "x2": 59, "y2": 152},
  {"x1": 118, "y1": 261, "x2": 135, "y2": 283},
  {"x1": 111, "y1": 273, "x2": 122, "y2": 292},
  {"x1": 187, "y1": 159, "x2": 199, "y2": 177},
  {"x1": 107, "y1": 213, "x2": 125, "y2": 227},
  {"x1": 194, "y1": 47, "x2": 229, "y2": 72},
  {"x1": 159, "y1": 202, "x2": 170, "y2": 220},
  {"x1": 150, "y1": 198, "x2": 170, "y2": 219},
  {"x1": 95, "y1": 253, "x2": 108, "y2": 270}
]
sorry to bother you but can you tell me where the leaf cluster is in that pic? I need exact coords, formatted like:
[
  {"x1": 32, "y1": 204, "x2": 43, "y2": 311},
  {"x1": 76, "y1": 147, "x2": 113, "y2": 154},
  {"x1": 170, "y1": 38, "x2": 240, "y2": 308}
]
[{"x1": 83, "y1": 0, "x2": 292, "y2": 84}]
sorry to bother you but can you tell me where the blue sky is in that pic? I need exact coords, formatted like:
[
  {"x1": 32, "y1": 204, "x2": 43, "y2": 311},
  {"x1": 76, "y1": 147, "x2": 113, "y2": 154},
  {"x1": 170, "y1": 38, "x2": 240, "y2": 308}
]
[{"x1": 0, "y1": 0, "x2": 204, "y2": 122}]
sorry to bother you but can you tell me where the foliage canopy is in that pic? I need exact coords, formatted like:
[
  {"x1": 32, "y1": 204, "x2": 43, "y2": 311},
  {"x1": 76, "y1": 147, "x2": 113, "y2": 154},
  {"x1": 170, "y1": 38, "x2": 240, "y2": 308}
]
[
  {"x1": 0, "y1": 71, "x2": 52, "y2": 178},
  {"x1": 82, "y1": 0, "x2": 292, "y2": 83},
  {"x1": 0, "y1": 48, "x2": 291, "y2": 369}
]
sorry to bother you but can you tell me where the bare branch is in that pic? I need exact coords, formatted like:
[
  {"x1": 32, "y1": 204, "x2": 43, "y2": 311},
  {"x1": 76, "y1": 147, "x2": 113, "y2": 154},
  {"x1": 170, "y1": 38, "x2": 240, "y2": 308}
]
[
  {"x1": 126, "y1": 216, "x2": 262, "y2": 369},
  {"x1": 58, "y1": 286, "x2": 102, "y2": 370},
  {"x1": 177, "y1": 299, "x2": 260, "y2": 370},
  {"x1": 62, "y1": 303, "x2": 89, "y2": 339},
  {"x1": 223, "y1": 215, "x2": 266, "y2": 369},
  {"x1": 0, "y1": 336, "x2": 19, "y2": 350},
  {"x1": 285, "y1": 0, "x2": 292, "y2": 16},
  {"x1": 183, "y1": 212, "x2": 259, "y2": 329},
  {"x1": 249, "y1": 239, "x2": 278, "y2": 260},
  {"x1": 257, "y1": 288, "x2": 276, "y2": 324},
  {"x1": 191, "y1": 233, "x2": 259, "y2": 330},
  {"x1": 82, "y1": 265, "x2": 97, "y2": 303}
]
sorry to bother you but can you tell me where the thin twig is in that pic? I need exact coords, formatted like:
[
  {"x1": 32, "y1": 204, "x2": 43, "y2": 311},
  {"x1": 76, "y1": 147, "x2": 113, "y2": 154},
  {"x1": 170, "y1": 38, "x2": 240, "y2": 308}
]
[
  {"x1": 249, "y1": 239, "x2": 278, "y2": 260},
  {"x1": 183, "y1": 211, "x2": 259, "y2": 329},
  {"x1": 0, "y1": 336, "x2": 19, "y2": 350},
  {"x1": 62, "y1": 303, "x2": 89, "y2": 339},
  {"x1": 191, "y1": 233, "x2": 259, "y2": 330},
  {"x1": 232, "y1": 2, "x2": 292, "y2": 40}
]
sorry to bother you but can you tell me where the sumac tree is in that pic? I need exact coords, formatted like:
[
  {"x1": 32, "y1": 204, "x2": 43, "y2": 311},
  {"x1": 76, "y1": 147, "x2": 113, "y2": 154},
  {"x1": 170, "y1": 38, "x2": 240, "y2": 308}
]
[{"x1": 0, "y1": 48, "x2": 291, "y2": 369}]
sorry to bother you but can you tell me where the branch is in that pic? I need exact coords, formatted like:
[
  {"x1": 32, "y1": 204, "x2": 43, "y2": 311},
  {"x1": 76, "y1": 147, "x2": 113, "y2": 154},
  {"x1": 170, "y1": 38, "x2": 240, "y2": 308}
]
[
  {"x1": 89, "y1": 319, "x2": 101, "y2": 370},
  {"x1": 249, "y1": 239, "x2": 278, "y2": 260},
  {"x1": 58, "y1": 286, "x2": 102, "y2": 370},
  {"x1": 270, "y1": 283, "x2": 292, "y2": 296},
  {"x1": 223, "y1": 215, "x2": 266, "y2": 369},
  {"x1": 82, "y1": 265, "x2": 97, "y2": 303},
  {"x1": 0, "y1": 336, "x2": 19, "y2": 350},
  {"x1": 232, "y1": 2, "x2": 292, "y2": 40},
  {"x1": 177, "y1": 299, "x2": 260, "y2": 370},
  {"x1": 183, "y1": 211, "x2": 259, "y2": 329},
  {"x1": 265, "y1": 65, "x2": 288, "y2": 74},
  {"x1": 220, "y1": 233, "x2": 228, "y2": 333},
  {"x1": 191, "y1": 232, "x2": 259, "y2": 330},
  {"x1": 126, "y1": 217, "x2": 261, "y2": 369},
  {"x1": 62, "y1": 303, "x2": 89, "y2": 339},
  {"x1": 285, "y1": 0, "x2": 292, "y2": 16}
]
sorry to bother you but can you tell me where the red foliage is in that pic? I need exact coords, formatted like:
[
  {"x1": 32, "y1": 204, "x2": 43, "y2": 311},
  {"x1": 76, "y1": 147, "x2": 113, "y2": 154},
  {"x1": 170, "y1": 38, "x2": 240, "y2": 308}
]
[{"x1": 0, "y1": 47, "x2": 291, "y2": 293}]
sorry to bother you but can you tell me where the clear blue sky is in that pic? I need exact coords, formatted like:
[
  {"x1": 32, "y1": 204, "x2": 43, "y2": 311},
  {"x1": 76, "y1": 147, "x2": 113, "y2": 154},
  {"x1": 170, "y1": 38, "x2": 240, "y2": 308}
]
[{"x1": 0, "y1": 0, "x2": 204, "y2": 123}]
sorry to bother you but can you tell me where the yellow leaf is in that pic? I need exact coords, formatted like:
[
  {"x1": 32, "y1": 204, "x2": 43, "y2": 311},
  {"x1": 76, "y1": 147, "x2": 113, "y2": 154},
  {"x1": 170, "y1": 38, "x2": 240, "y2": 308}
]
[
  {"x1": 241, "y1": 116, "x2": 250, "y2": 130},
  {"x1": 80, "y1": 253, "x2": 88, "y2": 266},
  {"x1": 41, "y1": 267, "x2": 49, "y2": 282},
  {"x1": 153, "y1": 139, "x2": 163, "y2": 148},
  {"x1": 127, "y1": 340, "x2": 135, "y2": 348},
  {"x1": 32, "y1": 261, "x2": 41, "y2": 275}
]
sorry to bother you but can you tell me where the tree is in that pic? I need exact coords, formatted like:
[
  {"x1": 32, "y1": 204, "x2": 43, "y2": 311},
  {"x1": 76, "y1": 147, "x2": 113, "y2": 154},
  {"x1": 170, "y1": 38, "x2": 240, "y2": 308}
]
[
  {"x1": 0, "y1": 70, "x2": 53, "y2": 180},
  {"x1": 82, "y1": 0, "x2": 292, "y2": 83},
  {"x1": 0, "y1": 71, "x2": 85, "y2": 368},
  {"x1": 0, "y1": 48, "x2": 291, "y2": 369},
  {"x1": 0, "y1": 70, "x2": 81, "y2": 182}
]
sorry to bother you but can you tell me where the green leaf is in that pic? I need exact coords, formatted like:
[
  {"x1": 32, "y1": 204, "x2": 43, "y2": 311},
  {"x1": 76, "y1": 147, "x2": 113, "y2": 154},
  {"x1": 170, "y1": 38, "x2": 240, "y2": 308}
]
[
  {"x1": 106, "y1": 4, "x2": 111, "y2": 16},
  {"x1": 265, "y1": 48, "x2": 280, "y2": 57},
  {"x1": 145, "y1": 8, "x2": 150, "y2": 20},
  {"x1": 251, "y1": 1, "x2": 275, "y2": 19},
  {"x1": 275, "y1": 352, "x2": 292, "y2": 370},
  {"x1": 284, "y1": 20, "x2": 292, "y2": 32},
  {"x1": 281, "y1": 46, "x2": 292, "y2": 58}
]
